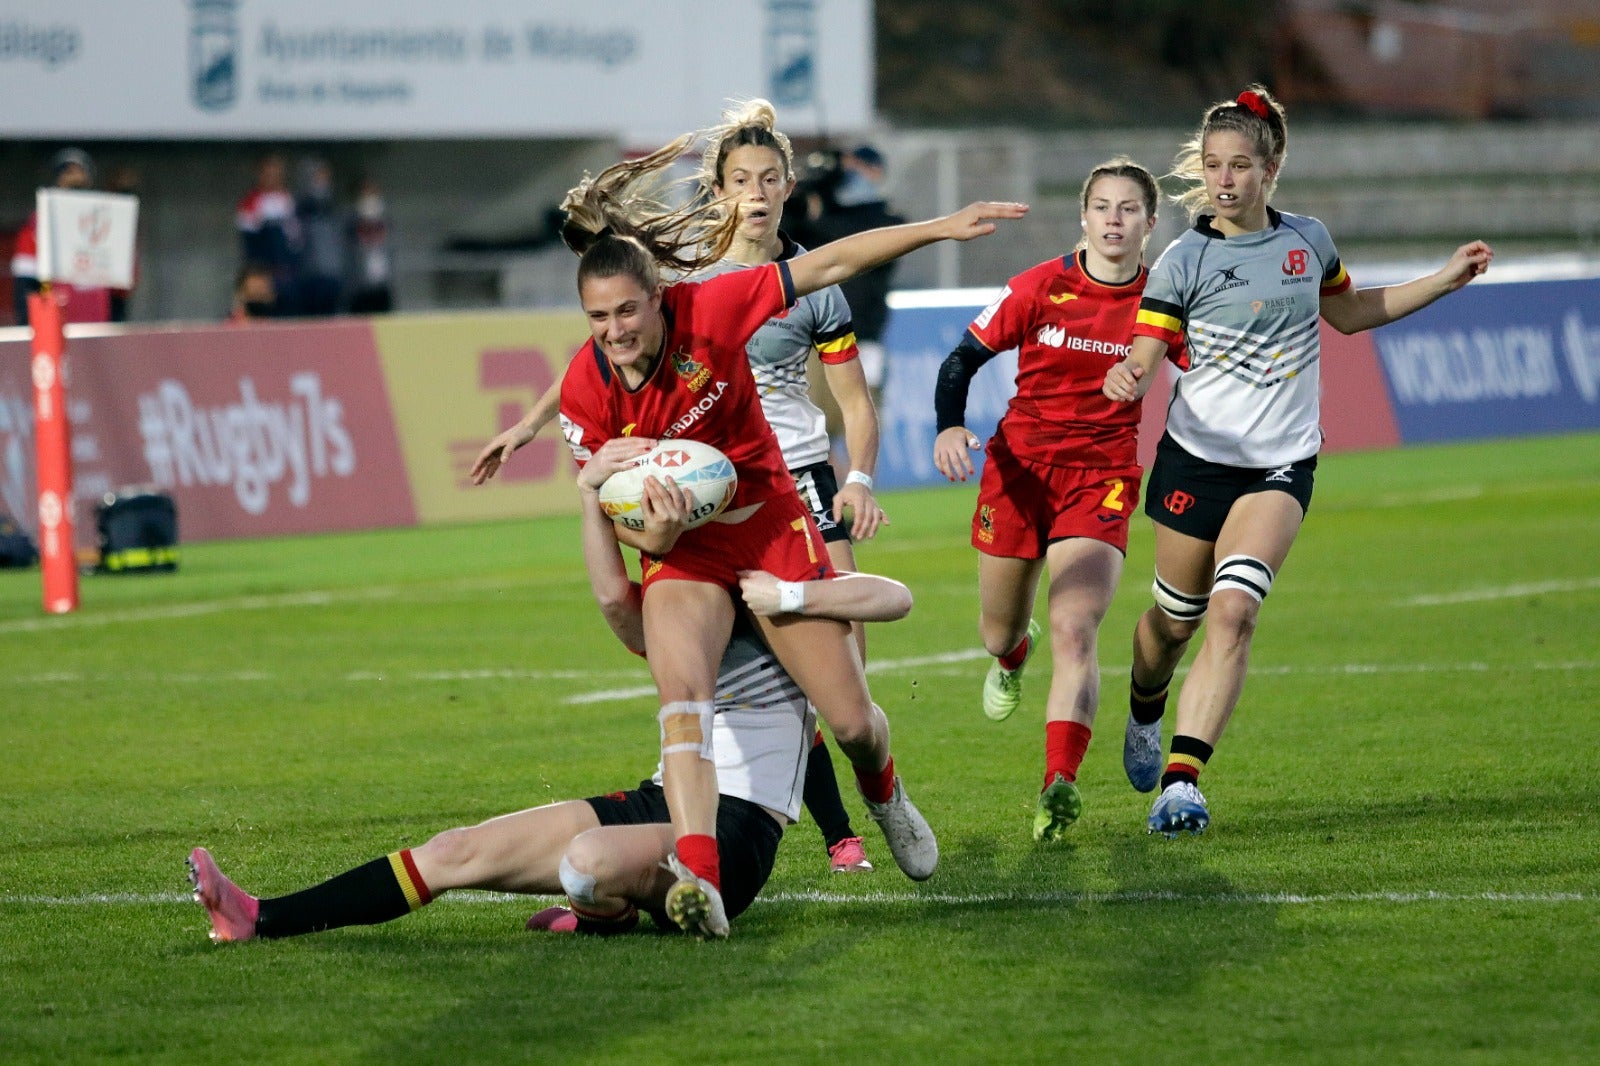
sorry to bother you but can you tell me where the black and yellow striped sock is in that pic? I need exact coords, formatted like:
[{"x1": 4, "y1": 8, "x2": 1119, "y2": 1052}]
[
  {"x1": 1130, "y1": 672, "x2": 1171, "y2": 726},
  {"x1": 255, "y1": 849, "x2": 433, "y2": 939},
  {"x1": 1160, "y1": 735, "x2": 1214, "y2": 791}
]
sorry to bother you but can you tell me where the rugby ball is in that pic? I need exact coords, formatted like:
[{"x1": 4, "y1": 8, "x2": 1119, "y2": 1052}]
[{"x1": 598, "y1": 439, "x2": 738, "y2": 532}]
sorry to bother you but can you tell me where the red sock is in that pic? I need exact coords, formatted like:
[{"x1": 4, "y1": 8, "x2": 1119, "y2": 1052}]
[
  {"x1": 998, "y1": 632, "x2": 1031, "y2": 671},
  {"x1": 855, "y1": 755, "x2": 897, "y2": 805},
  {"x1": 674, "y1": 834, "x2": 721, "y2": 891},
  {"x1": 1044, "y1": 720, "x2": 1092, "y2": 789}
]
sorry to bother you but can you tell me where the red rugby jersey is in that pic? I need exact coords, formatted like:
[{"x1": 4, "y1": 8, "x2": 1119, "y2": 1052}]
[
  {"x1": 970, "y1": 251, "x2": 1162, "y2": 469},
  {"x1": 559, "y1": 261, "x2": 797, "y2": 511}
]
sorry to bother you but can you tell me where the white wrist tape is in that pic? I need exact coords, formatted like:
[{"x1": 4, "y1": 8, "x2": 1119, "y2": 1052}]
[
  {"x1": 845, "y1": 470, "x2": 875, "y2": 490},
  {"x1": 776, "y1": 580, "x2": 806, "y2": 614}
]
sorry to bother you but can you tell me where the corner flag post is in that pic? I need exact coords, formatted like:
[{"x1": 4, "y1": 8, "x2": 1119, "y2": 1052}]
[
  {"x1": 29, "y1": 186, "x2": 139, "y2": 614},
  {"x1": 28, "y1": 287, "x2": 78, "y2": 613}
]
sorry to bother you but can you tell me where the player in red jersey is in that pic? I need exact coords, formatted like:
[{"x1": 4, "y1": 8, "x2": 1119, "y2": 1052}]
[
  {"x1": 932, "y1": 158, "x2": 1174, "y2": 841},
  {"x1": 555, "y1": 135, "x2": 1027, "y2": 936}
]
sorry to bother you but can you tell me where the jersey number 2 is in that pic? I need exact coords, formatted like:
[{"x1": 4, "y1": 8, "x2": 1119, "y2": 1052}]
[{"x1": 1100, "y1": 478, "x2": 1126, "y2": 512}]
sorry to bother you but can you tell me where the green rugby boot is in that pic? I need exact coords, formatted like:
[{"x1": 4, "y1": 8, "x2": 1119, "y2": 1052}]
[
  {"x1": 1032, "y1": 773, "x2": 1083, "y2": 842},
  {"x1": 983, "y1": 618, "x2": 1042, "y2": 722}
]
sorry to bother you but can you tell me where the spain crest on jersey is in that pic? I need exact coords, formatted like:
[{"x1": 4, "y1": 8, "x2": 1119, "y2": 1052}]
[
  {"x1": 977, "y1": 504, "x2": 996, "y2": 544},
  {"x1": 671, "y1": 350, "x2": 713, "y2": 392}
]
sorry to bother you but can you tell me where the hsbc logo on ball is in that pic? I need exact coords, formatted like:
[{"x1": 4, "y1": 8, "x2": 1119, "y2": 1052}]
[{"x1": 652, "y1": 449, "x2": 690, "y2": 468}]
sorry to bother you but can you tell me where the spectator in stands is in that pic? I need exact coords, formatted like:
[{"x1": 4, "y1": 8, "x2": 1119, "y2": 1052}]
[
  {"x1": 345, "y1": 177, "x2": 395, "y2": 314},
  {"x1": 10, "y1": 148, "x2": 112, "y2": 327},
  {"x1": 293, "y1": 157, "x2": 345, "y2": 316},
  {"x1": 103, "y1": 162, "x2": 142, "y2": 323},
  {"x1": 228, "y1": 262, "x2": 278, "y2": 324},
  {"x1": 235, "y1": 154, "x2": 300, "y2": 315},
  {"x1": 791, "y1": 144, "x2": 906, "y2": 401}
]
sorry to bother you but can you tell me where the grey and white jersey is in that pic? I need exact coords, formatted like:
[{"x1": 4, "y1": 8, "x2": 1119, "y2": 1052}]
[
  {"x1": 1137, "y1": 208, "x2": 1351, "y2": 468},
  {"x1": 696, "y1": 235, "x2": 859, "y2": 470},
  {"x1": 650, "y1": 619, "x2": 813, "y2": 822}
]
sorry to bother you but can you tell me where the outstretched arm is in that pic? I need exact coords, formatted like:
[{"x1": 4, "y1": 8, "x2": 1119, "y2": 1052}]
[
  {"x1": 1319, "y1": 240, "x2": 1494, "y2": 336},
  {"x1": 470, "y1": 370, "x2": 567, "y2": 485},
  {"x1": 738, "y1": 569, "x2": 912, "y2": 622},
  {"x1": 786, "y1": 201, "x2": 1029, "y2": 299}
]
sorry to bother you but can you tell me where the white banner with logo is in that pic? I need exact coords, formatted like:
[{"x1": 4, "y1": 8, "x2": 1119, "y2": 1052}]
[
  {"x1": 0, "y1": 0, "x2": 871, "y2": 140},
  {"x1": 35, "y1": 189, "x2": 139, "y2": 289}
]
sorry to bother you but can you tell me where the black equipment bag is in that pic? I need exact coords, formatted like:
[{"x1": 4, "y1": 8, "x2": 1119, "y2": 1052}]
[
  {"x1": 0, "y1": 513, "x2": 38, "y2": 568},
  {"x1": 97, "y1": 489, "x2": 179, "y2": 573}
]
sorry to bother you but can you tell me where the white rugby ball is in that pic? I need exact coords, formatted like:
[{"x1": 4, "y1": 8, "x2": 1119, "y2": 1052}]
[{"x1": 598, "y1": 439, "x2": 738, "y2": 532}]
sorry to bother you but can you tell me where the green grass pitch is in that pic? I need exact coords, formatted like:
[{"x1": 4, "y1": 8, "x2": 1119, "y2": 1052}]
[{"x1": 2, "y1": 432, "x2": 1596, "y2": 1064}]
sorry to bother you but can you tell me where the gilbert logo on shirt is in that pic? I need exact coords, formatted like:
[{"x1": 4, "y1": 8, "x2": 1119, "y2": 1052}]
[
  {"x1": 671, "y1": 350, "x2": 712, "y2": 392},
  {"x1": 1213, "y1": 266, "x2": 1248, "y2": 293}
]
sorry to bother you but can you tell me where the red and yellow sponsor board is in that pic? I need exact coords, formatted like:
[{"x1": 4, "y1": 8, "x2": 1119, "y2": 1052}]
[{"x1": 370, "y1": 312, "x2": 592, "y2": 525}]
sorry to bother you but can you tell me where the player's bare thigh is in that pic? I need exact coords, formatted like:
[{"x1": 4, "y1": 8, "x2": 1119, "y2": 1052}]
[
  {"x1": 642, "y1": 579, "x2": 735, "y2": 702},
  {"x1": 1043, "y1": 537, "x2": 1123, "y2": 638},
  {"x1": 1151, "y1": 522, "x2": 1217, "y2": 602},
  {"x1": 1215, "y1": 490, "x2": 1304, "y2": 574},
  {"x1": 411, "y1": 800, "x2": 602, "y2": 895},
  {"x1": 978, "y1": 553, "x2": 1046, "y2": 655},
  {"x1": 754, "y1": 612, "x2": 875, "y2": 738}
]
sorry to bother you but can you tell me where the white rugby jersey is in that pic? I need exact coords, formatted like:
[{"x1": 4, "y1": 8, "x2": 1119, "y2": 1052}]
[
  {"x1": 1135, "y1": 208, "x2": 1352, "y2": 468},
  {"x1": 650, "y1": 619, "x2": 814, "y2": 822},
  {"x1": 695, "y1": 235, "x2": 860, "y2": 470}
]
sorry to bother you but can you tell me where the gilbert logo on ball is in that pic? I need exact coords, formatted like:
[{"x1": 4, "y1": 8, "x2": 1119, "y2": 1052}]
[{"x1": 599, "y1": 439, "x2": 737, "y2": 531}]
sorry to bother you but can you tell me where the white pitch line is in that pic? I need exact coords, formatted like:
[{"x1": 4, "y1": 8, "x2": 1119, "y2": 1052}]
[
  {"x1": 6, "y1": 656, "x2": 1597, "y2": 690},
  {"x1": 758, "y1": 889, "x2": 1592, "y2": 906},
  {"x1": 2, "y1": 668, "x2": 641, "y2": 685},
  {"x1": 0, "y1": 574, "x2": 577, "y2": 635},
  {"x1": 560, "y1": 648, "x2": 991, "y2": 705},
  {"x1": 0, "y1": 588, "x2": 399, "y2": 634},
  {"x1": 1398, "y1": 576, "x2": 1600, "y2": 606},
  {"x1": 1, "y1": 889, "x2": 1588, "y2": 908}
]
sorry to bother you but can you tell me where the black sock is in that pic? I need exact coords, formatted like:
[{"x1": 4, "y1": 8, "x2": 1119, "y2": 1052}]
[
  {"x1": 1160, "y1": 735, "x2": 1215, "y2": 791},
  {"x1": 255, "y1": 852, "x2": 431, "y2": 939},
  {"x1": 802, "y1": 731, "x2": 857, "y2": 850},
  {"x1": 1130, "y1": 672, "x2": 1171, "y2": 726}
]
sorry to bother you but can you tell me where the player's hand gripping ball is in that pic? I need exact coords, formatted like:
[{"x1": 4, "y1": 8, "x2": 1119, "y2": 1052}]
[{"x1": 598, "y1": 439, "x2": 738, "y2": 531}]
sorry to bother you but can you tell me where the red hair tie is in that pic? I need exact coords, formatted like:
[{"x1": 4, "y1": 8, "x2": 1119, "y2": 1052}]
[{"x1": 1236, "y1": 90, "x2": 1269, "y2": 120}]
